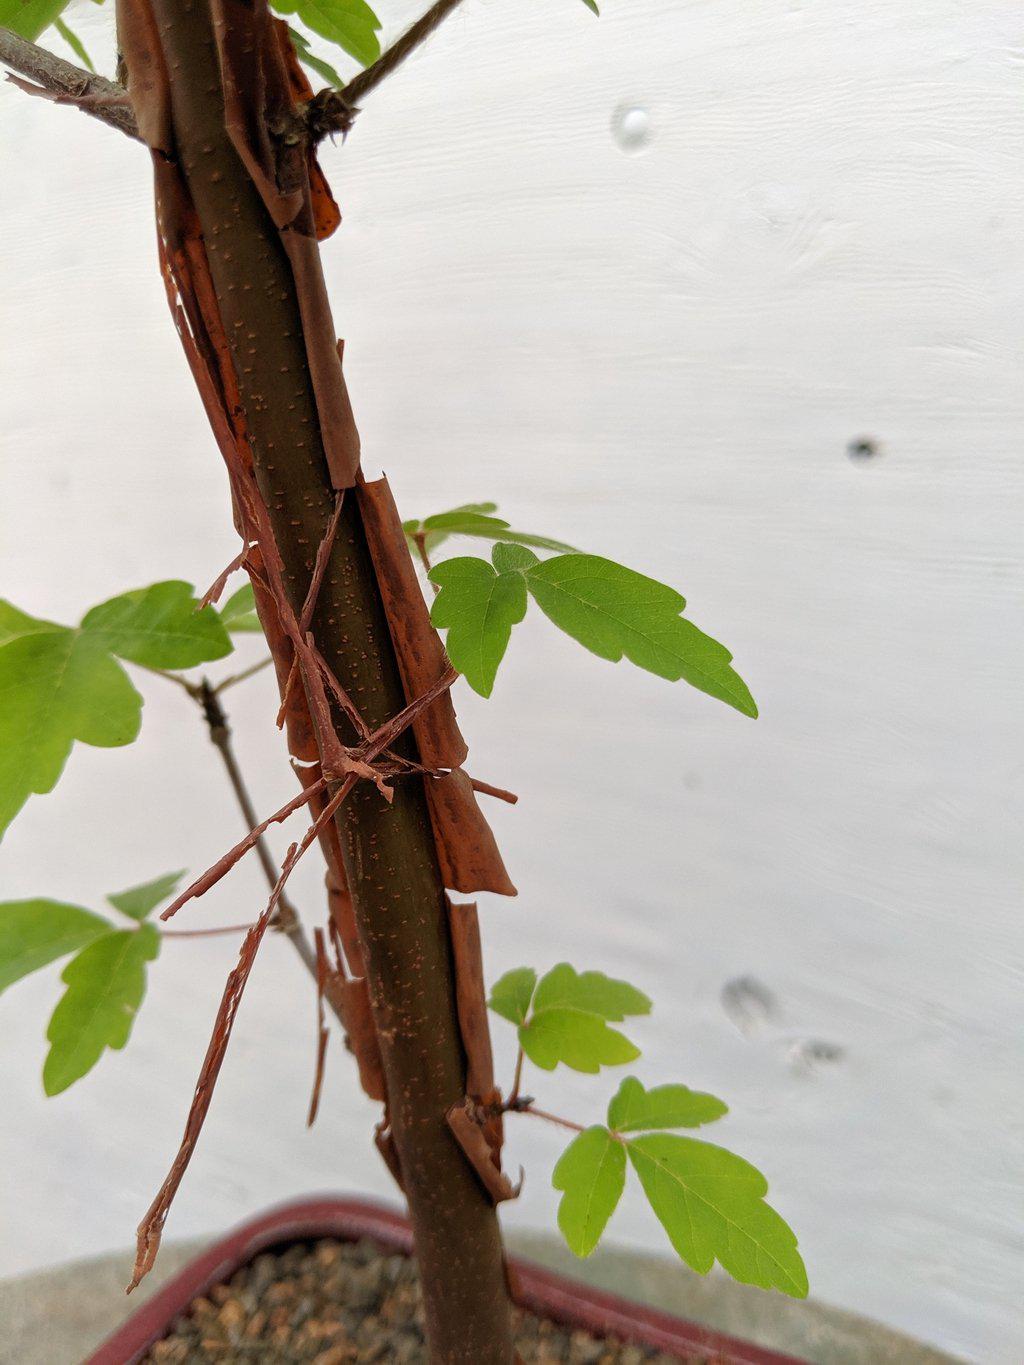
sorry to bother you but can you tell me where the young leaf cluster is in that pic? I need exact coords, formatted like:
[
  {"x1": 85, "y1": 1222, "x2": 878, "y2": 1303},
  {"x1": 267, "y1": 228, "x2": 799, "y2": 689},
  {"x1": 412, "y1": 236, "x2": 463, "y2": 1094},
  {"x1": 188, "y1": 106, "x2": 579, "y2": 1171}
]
[
  {"x1": 0, "y1": 581, "x2": 242, "y2": 838},
  {"x1": 490, "y1": 963, "x2": 650, "y2": 1073},
  {"x1": 427, "y1": 539, "x2": 756, "y2": 716},
  {"x1": 489, "y1": 965, "x2": 807, "y2": 1298},
  {"x1": 0, "y1": 872, "x2": 183, "y2": 1094}
]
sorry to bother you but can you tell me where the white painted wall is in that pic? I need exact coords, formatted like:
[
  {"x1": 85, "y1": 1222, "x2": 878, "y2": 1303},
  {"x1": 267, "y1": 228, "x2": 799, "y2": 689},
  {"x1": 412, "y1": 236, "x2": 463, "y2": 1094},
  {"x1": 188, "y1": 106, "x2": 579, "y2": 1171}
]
[{"x1": 1, "y1": 1, "x2": 1022, "y2": 1360}]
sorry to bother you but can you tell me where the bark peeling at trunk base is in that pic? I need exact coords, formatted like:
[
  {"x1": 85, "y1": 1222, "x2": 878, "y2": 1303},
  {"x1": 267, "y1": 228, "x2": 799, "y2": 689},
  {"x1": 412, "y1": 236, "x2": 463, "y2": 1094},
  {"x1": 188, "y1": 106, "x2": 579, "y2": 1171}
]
[{"x1": 116, "y1": 0, "x2": 516, "y2": 1357}]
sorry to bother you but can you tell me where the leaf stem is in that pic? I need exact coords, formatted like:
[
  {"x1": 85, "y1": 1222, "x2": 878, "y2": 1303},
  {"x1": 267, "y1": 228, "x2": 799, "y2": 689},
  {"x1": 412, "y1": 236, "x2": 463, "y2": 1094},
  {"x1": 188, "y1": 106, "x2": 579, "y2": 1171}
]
[
  {"x1": 508, "y1": 1047, "x2": 524, "y2": 1105},
  {"x1": 513, "y1": 1104, "x2": 587, "y2": 1136},
  {"x1": 214, "y1": 654, "x2": 274, "y2": 693},
  {"x1": 161, "y1": 922, "x2": 255, "y2": 938}
]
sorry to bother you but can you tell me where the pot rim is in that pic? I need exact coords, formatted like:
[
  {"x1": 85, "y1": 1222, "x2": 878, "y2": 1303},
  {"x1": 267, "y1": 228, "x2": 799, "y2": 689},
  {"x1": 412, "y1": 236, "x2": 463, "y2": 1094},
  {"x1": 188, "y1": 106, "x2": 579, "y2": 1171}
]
[{"x1": 85, "y1": 1194, "x2": 804, "y2": 1365}]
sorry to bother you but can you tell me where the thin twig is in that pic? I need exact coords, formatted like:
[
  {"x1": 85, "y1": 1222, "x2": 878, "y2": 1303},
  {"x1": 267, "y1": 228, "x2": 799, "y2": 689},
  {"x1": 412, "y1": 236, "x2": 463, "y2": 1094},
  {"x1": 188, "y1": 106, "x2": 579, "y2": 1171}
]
[
  {"x1": 344, "y1": 0, "x2": 466, "y2": 107},
  {"x1": 214, "y1": 654, "x2": 275, "y2": 693},
  {"x1": 137, "y1": 663, "x2": 202, "y2": 698},
  {"x1": 161, "y1": 922, "x2": 255, "y2": 938},
  {"x1": 0, "y1": 27, "x2": 140, "y2": 140},
  {"x1": 306, "y1": 0, "x2": 468, "y2": 142}
]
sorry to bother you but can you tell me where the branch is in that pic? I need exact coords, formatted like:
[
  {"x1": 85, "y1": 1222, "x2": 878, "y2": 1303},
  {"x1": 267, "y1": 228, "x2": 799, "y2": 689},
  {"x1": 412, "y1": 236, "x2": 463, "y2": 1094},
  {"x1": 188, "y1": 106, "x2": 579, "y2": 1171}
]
[
  {"x1": 3, "y1": 0, "x2": 468, "y2": 148},
  {"x1": 307, "y1": 0, "x2": 467, "y2": 142},
  {"x1": 0, "y1": 27, "x2": 140, "y2": 141}
]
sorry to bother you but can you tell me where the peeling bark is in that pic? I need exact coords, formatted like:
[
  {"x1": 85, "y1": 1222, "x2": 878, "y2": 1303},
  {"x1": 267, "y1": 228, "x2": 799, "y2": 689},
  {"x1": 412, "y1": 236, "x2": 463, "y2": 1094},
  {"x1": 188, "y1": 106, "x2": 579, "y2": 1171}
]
[{"x1": 117, "y1": 0, "x2": 515, "y2": 1355}]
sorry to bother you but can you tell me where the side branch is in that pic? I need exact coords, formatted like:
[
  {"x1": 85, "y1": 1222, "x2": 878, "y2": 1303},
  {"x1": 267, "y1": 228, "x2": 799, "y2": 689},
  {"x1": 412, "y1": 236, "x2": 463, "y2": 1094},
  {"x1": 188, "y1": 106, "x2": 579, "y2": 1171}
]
[
  {"x1": 0, "y1": 27, "x2": 140, "y2": 140},
  {"x1": 306, "y1": 0, "x2": 467, "y2": 141}
]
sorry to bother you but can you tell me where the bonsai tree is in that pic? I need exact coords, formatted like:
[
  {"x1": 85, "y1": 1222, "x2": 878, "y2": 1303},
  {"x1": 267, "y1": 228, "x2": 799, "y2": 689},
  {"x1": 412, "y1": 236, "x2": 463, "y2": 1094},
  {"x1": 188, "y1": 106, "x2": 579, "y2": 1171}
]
[{"x1": 0, "y1": 2, "x2": 808, "y2": 1359}]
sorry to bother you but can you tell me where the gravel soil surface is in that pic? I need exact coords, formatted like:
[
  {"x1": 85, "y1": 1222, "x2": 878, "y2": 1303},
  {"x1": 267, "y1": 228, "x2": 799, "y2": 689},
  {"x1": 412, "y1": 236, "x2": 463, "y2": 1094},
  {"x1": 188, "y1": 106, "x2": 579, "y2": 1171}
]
[{"x1": 143, "y1": 1236, "x2": 703, "y2": 1363}]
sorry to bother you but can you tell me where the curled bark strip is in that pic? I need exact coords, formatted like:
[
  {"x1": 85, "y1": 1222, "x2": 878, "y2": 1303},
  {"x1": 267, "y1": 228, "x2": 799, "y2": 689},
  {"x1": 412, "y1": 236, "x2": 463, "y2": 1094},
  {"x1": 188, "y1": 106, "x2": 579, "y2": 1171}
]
[
  {"x1": 341, "y1": 977, "x2": 386, "y2": 1102},
  {"x1": 448, "y1": 901, "x2": 494, "y2": 1099},
  {"x1": 131, "y1": 857, "x2": 284, "y2": 1291},
  {"x1": 307, "y1": 928, "x2": 330, "y2": 1127},
  {"x1": 428, "y1": 769, "x2": 517, "y2": 898},
  {"x1": 468, "y1": 776, "x2": 518, "y2": 805},
  {"x1": 277, "y1": 32, "x2": 341, "y2": 241},
  {"x1": 327, "y1": 868, "x2": 364, "y2": 978},
  {"x1": 357, "y1": 475, "x2": 467, "y2": 770},
  {"x1": 446, "y1": 1100, "x2": 520, "y2": 1206},
  {"x1": 374, "y1": 1120, "x2": 405, "y2": 1191},
  {"x1": 133, "y1": 776, "x2": 361, "y2": 1290},
  {"x1": 159, "y1": 776, "x2": 326, "y2": 920},
  {"x1": 117, "y1": 0, "x2": 173, "y2": 151},
  {"x1": 300, "y1": 490, "x2": 345, "y2": 633},
  {"x1": 357, "y1": 475, "x2": 516, "y2": 896},
  {"x1": 199, "y1": 547, "x2": 248, "y2": 608},
  {"x1": 207, "y1": 1, "x2": 360, "y2": 486}
]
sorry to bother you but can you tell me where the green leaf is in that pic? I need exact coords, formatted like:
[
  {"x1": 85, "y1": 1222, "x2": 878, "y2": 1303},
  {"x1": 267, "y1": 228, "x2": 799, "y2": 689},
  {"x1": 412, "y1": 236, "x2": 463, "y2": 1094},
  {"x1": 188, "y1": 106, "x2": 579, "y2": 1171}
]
[
  {"x1": 533, "y1": 963, "x2": 651, "y2": 1022},
  {"x1": 421, "y1": 509, "x2": 577, "y2": 555},
  {"x1": 519, "y1": 1006, "x2": 640, "y2": 1074},
  {"x1": 43, "y1": 924, "x2": 160, "y2": 1096},
  {"x1": 107, "y1": 870, "x2": 186, "y2": 922},
  {"x1": 0, "y1": 581, "x2": 234, "y2": 836},
  {"x1": 523, "y1": 555, "x2": 757, "y2": 717},
  {"x1": 0, "y1": 899, "x2": 112, "y2": 996},
  {"x1": 627, "y1": 1134, "x2": 808, "y2": 1297},
  {"x1": 580, "y1": 0, "x2": 599, "y2": 13},
  {"x1": 491, "y1": 543, "x2": 539, "y2": 574},
  {"x1": 54, "y1": 15, "x2": 94, "y2": 69},
  {"x1": 0, "y1": 624, "x2": 142, "y2": 837},
  {"x1": 428, "y1": 557, "x2": 528, "y2": 697},
  {"x1": 0, "y1": 0, "x2": 70, "y2": 41},
  {"x1": 81, "y1": 581, "x2": 232, "y2": 668},
  {"x1": 270, "y1": 0, "x2": 381, "y2": 67},
  {"x1": 552, "y1": 1126, "x2": 625, "y2": 1257},
  {"x1": 288, "y1": 25, "x2": 344, "y2": 87},
  {"x1": 404, "y1": 503, "x2": 499, "y2": 556},
  {"x1": 608, "y1": 1077, "x2": 728, "y2": 1133},
  {"x1": 219, "y1": 583, "x2": 262, "y2": 634},
  {"x1": 487, "y1": 967, "x2": 537, "y2": 1025}
]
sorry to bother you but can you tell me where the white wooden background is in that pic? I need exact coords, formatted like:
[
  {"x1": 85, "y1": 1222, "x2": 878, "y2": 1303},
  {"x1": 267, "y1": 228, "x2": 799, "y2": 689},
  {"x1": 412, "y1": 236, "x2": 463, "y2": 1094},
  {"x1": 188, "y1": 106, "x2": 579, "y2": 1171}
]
[{"x1": 1, "y1": 2, "x2": 1022, "y2": 1360}]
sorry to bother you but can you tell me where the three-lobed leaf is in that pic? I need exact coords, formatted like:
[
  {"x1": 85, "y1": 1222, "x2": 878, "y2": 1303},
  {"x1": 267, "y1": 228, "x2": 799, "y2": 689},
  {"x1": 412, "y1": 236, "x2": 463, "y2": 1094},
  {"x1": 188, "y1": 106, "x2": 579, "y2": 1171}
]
[
  {"x1": 525, "y1": 556, "x2": 757, "y2": 716},
  {"x1": 627, "y1": 1134, "x2": 808, "y2": 1297},
  {"x1": 44, "y1": 923, "x2": 161, "y2": 1096},
  {"x1": 0, "y1": 583, "x2": 233, "y2": 836},
  {"x1": 107, "y1": 870, "x2": 186, "y2": 922},
  {"x1": 0, "y1": 625, "x2": 142, "y2": 837},
  {"x1": 552, "y1": 1126, "x2": 625, "y2": 1257},
  {"x1": 608, "y1": 1076, "x2": 728, "y2": 1132},
  {"x1": 490, "y1": 963, "x2": 647, "y2": 1074},
  {"x1": 81, "y1": 581, "x2": 232, "y2": 669},
  {"x1": 487, "y1": 967, "x2": 537, "y2": 1025},
  {"x1": 533, "y1": 963, "x2": 651, "y2": 1022},
  {"x1": 428, "y1": 553, "x2": 528, "y2": 697},
  {"x1": 428, "y1": 544, "x2": 756, "y2": 715},
  {"x1": 519, "y1": 1006, "x2": 639, "y2": 1074},
  {"x1": 0, "y1": 899, "x2": 112, "y2": 995}
]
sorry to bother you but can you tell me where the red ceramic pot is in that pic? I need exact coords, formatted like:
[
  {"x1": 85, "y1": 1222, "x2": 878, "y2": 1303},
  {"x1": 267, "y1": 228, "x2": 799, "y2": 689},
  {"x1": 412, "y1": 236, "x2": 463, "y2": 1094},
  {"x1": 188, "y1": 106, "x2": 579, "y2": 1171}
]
[{"x1": 86, "y1": 1196, "x2": 804, "y2": 1365}]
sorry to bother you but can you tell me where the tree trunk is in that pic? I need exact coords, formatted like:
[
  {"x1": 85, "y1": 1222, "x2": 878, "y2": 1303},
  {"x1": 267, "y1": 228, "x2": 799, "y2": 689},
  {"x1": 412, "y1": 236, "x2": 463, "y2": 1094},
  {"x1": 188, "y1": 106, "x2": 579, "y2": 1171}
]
[{"x1": 132, "y1": 2, "x2": 515, "y2": 1358}]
